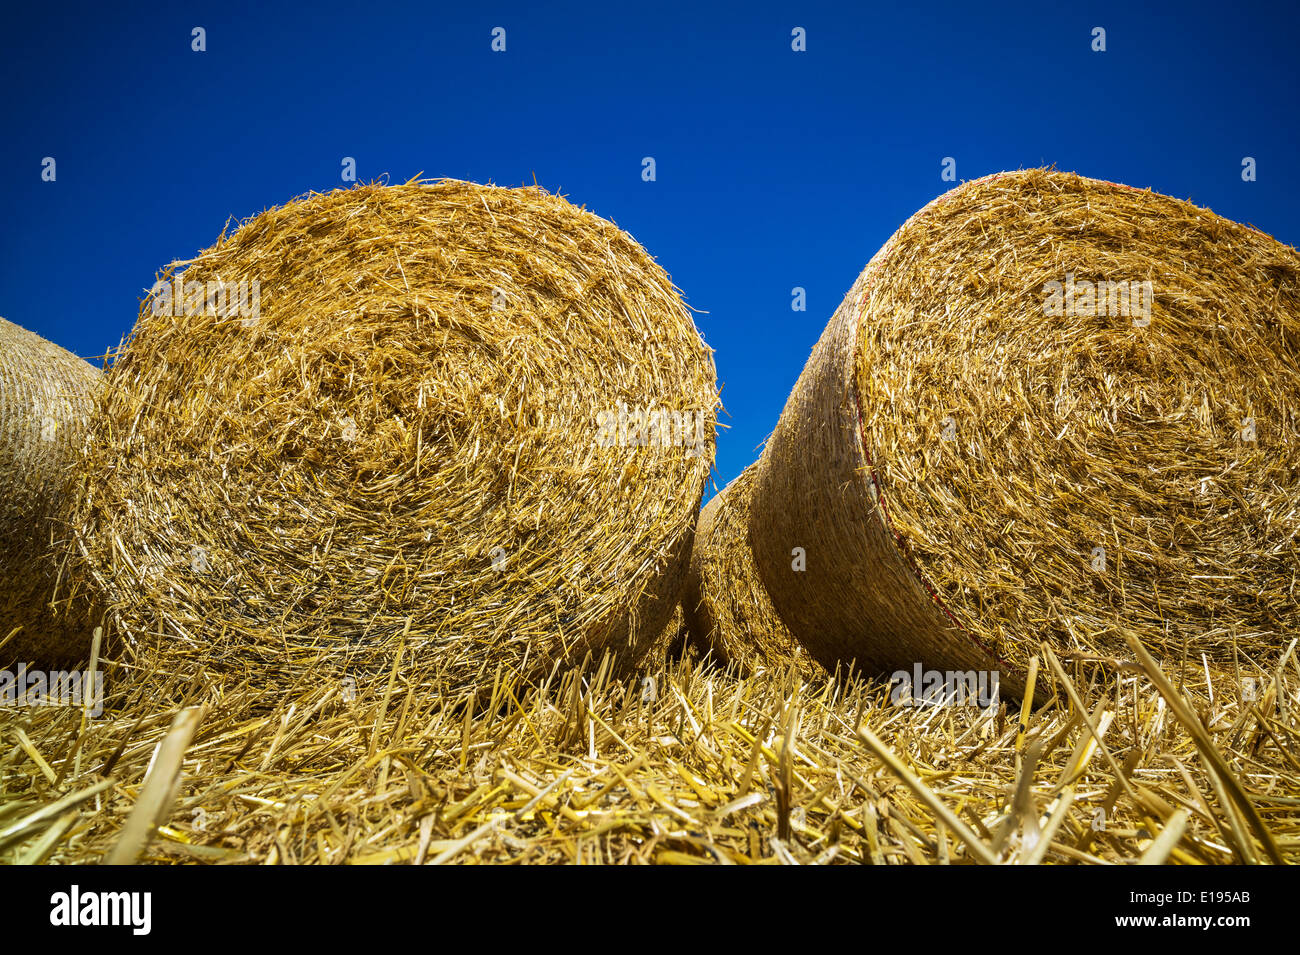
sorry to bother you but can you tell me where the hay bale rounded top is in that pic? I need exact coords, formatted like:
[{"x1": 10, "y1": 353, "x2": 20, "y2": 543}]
[
  {"x1": 1, "y1": 317, "x2": 102, "y2": 665},
  {"x1": 751, "y1": 169, "x2": 1300, "y2": 698},
  {"x1": 76, "y1": 180, "x2": 718, "y2": 692},
  {"x1": 682, "y1": 464, "x2": 821, "y2": 678}
]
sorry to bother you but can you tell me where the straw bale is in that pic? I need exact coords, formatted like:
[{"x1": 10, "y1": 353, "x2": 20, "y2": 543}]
[
  {"x1": 642, "y1": 602, "x2": 690, "y2": 665},
  {"x1": 751, "y1": 169, "x2": 1300, "y2": 700},
  {"x1": 0, "y1": 317, "x2": 101, "y2": 665},
  {"x1": 682, "y1": 464, "x2": 821, "y2": 677},
  {"x1": 73, "y1": 180, "x2": 717, "y2": 693}
]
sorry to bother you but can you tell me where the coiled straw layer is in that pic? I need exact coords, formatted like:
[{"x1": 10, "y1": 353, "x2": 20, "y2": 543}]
[
  {"x1": 74, "y1": 180, "x2": 718, "y2": 694},
  {"x1": 752, "y1": 169, "x2": 1300, "y2": 700},
  {"x1": 683, "y1": 464, "x2": 821, "y2": 677},
  {"x1": 1, "y1": 317, "x2": 102, "y2": 665}
]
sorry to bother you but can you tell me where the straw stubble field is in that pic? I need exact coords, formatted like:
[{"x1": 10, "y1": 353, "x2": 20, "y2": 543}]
[{"x1": 2, "y1": 634, "x2": 1298, "y2": 864}]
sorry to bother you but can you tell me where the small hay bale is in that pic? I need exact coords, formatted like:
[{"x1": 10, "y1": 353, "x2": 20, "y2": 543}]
[
  {"x1": 750, "y1": 169, "x2": 1300, "y2": 699},
  {"x1": 75, "y1": 180, "x2": 717, "y2": 692},
  {"x1": 0, "y1": 317, "x2": 102, "y2": 665},
  {"x1": 642, "y1": 602, "x2": 689, "y2": 666},
  {"x1": 683, "y1": 464, "x2": 821, "y2": 677}
]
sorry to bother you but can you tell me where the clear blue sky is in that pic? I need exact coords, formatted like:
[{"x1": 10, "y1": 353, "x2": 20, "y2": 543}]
[{"x1": 3, "y1": 1, "x2": 1296, "y2": 495}]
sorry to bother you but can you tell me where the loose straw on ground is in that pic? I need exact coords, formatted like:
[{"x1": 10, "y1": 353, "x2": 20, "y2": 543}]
[{"x1": 4, "y1": 640, "x2": 1296, "y2": 865}]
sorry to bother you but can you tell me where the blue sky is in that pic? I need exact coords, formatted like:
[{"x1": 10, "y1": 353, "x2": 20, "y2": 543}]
[{"x1": 2, "y1": 1, "x2": 1296, "y2": 494}]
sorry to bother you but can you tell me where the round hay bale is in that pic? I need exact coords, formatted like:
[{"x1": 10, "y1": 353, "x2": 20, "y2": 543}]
[
  {"x1": 642, "y1": 602, "x2": 689, "y2": 666},
  {"x1": 683, "y1": 464, "x2": 821, "y2": 678},
  {"x1": 75, "y1": 180, "x2": 718, "y2": 693},
  {"x1": 750, "y1": 169, "x2": 1300, "y2": 700},
  {"x1": 1, "y1": 317, "x2": 102, "y2": 665}
]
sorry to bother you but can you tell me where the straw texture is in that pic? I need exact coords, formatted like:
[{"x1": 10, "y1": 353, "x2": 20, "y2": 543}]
[
  {"x1": 644, "y1": 602, "x2": 689, "y2": 665},
  {"x1": 5, "y1": 641, "x2": 1297, "y2": 864},
  {"x1": 73, "y1": 180, "x2": 718, "y2": 693},
  {"x1": 682, "y1": 465, "x2": 820, "y2": 677},
  {"x1": 0, "y1": 317, "x2": 101, "y2": 666},
  {"x1": 751, "y1": 169, "x2": 1300, "y2": 700}
]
